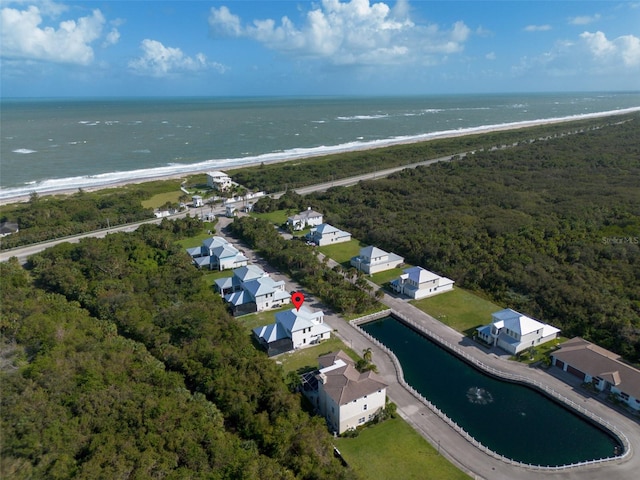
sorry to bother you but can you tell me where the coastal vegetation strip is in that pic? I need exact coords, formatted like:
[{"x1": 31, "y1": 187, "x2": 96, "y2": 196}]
[{"x1": 300, "y1": 116, "x2": 639, "y2": 362}]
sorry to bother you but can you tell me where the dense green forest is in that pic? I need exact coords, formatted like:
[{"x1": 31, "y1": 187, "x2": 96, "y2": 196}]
[
  {"x1": 229, "y1": 114, "x2": 637, "y2": 193},
  {"x1": 1, "y1": 218, "x2": 354, "y2": 479},
  {"x1": 0, "y1": 189, "x2": 155, "y2": 250},
  {"x1": 296, "y1": 117, "x2": 640, "y2": 362}
]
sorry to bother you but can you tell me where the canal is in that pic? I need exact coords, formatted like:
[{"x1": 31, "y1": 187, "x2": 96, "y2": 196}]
[{"x1": 361, "y1": 316, "x2": 622, "y2": 466}]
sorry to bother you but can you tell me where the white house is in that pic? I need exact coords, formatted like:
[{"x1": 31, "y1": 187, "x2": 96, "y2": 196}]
[
  {"x1": 287, "y1": 208, "x2": 323, "y2": 231},
  {"x1": 476, "y1": 308, "x2": 561, "y2": 355},
  {"x1": 253, "y1": 306, "x2": 331, "y2": 357},
  {"x1": 207, "y1": 171, "x2": 233, "y2": 191},
  {"x1": 302, "y1": 350, "x2": 387, "y2": 434},
  {"x1": 390, "y1": 266, "x2": 455, "y2": 299},
  {"x1": 306, "y1": 223, "x2": 352, "y2": 246},
  {"x1": 186, "y1": 236, "x2": 248, "y2": 271},
  {"x1": 192, "y1": 195, "x2": 204, "y2": 207},
  {"x1": 215, "y1": 266, "x2": 290, "y2": 316},
  {"x1": 350, "y1": 246, "x2": 404, "y2": 274},
  {"x1": 551, "y1": 337, "x2": 640, "y2": 412}
]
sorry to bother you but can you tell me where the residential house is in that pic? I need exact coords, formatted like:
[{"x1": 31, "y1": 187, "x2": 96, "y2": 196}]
[
  {"x1": 287, "y1": 207, "x2": 323, "y2": 231},
  {"x1": 186, "y1": 236, "x2": 248, "y2": 271},
  {"x1": 551, "y1": 337, "x2": 640, "y2": 411},
  {"x1": 301, "y1": 350, "x2": 388, "y2": 434},
  {"x1": 215, "y1": 265, "x2": 290, "y2": 316},
  {"x1": 306, "y1": 223, "x2": 352, "y2": 246},
  {"x1": 390, "y1": 266, "x2": 455, "y2": 299},
  {"x1": 476, "y1": 308, "x2": 561, "y2": 355},
  {"x1": 350, "y1": 246, "x2": 404, "y2": 274},
  {"x1": 207, "y1": 171, "x2": 233, "y2": 191},
  {"x1": 0, "y1": 221, "x2": 19, "y2": 237},
  {"x1": 253, "y1": 306, "x2": 331, "y2": 357}
]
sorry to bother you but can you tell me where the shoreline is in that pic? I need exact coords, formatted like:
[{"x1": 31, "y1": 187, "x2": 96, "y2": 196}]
[{"x1": 1, "y1": 107, "x2": 639, "y2": 206}]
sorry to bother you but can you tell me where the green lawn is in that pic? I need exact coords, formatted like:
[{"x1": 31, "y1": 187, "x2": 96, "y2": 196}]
[
  {"x1": 370, "y1": 266, "x2": 410, "y2": 286},
  {"x1": 175, "y1": 223, "x2": 218, "y2": 249},
  {"x1": 317, "y1": 239, "x2": 365, "y2": 265},
  {"x1": 275, "y1": 337, "x2": 360, "y2": 375},
  {"x1": 201, "y1": 270, "x2": 233, "y2": 287},
  {"x1": 251, "y1": 209, "x2": 289, "y2": 226},
  {"x1": 335, "y1": 417, "x2": 470, "y2": 480},
  {"x1": 411, "y1": 287, "x2": 503, "y2": 335},
  {"x1": 141, "y1": 190, "x2": 183, "y2": 209}
]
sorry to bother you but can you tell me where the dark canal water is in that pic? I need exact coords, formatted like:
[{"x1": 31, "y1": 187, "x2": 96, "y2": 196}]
[{"x1": 361, "y1": 316, "x2": 622, "y2": 466}]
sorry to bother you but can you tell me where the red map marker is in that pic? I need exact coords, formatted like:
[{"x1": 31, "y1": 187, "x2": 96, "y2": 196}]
[{"x1": 291, "y1": 291, "x2": 305, "y2": 311}]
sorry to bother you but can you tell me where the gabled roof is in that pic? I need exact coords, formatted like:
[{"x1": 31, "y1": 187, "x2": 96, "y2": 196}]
[
  {"x1": 317, "y1": 350, "x2": 387, "y2": 405},
  {"x1": 314, "y1": 223, "x2": 340, "y2": 234},
  {"x1": 553, "y1": 337, "x2": 640, "y2": 399},
  {"x1": 276, "y1": 306, "x2": 323, "y2": 333},
  {"x1": 404, "y1": 266, "x2": 440, "y2": 284},
  {"x1": 492, "y1": 308, "x2": 547, "y2": 336},
  {"x1": 253, "y1": 323, "x2": 289, "y2": 343},
  {"x1": 243, "y1": 277, "x2": 286, "y2": 298},
  {"x1": 233, "y1": 265, "x2": 267, "y2": 282},
  {"x1": 214, "y1": 276, "x2": 236, "y2": 291},
  {"x1": 202, "y1": 236, "x2": 228, "y2": 250},
  {"x1": 289, "y1": 209, "x2": 323, "y2": 222},
  {"x1": 360, "y1": 245, "x2": 388, "y2": 259}
]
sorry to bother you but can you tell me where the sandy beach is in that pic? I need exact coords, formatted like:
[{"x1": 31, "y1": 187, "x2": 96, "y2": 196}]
[{"x1": 2, "y1": 107, "x2": 638, "y2": 206}]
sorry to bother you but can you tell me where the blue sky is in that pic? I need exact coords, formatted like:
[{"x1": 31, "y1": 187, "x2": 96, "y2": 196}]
[{"x1": 1, "y1": 0, "x2": 639, "y2": 97}]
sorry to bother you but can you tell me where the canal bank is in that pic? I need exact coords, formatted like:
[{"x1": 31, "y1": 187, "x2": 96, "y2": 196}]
[{"x1": 322, "y1": 288, "x2": 640, "y2": 480}]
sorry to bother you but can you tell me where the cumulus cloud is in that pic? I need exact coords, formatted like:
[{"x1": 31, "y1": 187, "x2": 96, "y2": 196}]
[
  {"x1": 569, "y1": 14, "x2": 601, "y2": 26},
  {"x1": 524, "y1": 24, "x2": 552, "y2": 32},
  {"x1": 514, "y1": 30, "x2": 640, "y2": 77},
  {"x1": 129, "y1": 39, "x2": 225, "y2": 77},
  {"x1": 209, "y1": 0, "x2": 471, "y2": 66},
  {"x1": 0, "y1": 3, "x2": 106, "y2": 65}
]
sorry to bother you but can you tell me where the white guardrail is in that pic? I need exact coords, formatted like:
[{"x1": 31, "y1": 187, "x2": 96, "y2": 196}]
[{"x1": 350, "y1": 311, "x2": 631, "y2": 471}]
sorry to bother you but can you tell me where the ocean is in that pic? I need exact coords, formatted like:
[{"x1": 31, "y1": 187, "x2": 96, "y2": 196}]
[{"x1": 1, "y1": 92, "x2": 639, "y2": 201}]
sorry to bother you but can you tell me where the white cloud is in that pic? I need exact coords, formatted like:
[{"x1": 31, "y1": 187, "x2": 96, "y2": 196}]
[
  {"x1": 514, "y1": 30, "x2": 640, "y2": 78},
  {"x1": 580, "y1": 31, "x2": 640, "y2": 67},
  {"x1": 103, "y1": 28, "x2": 120, "y2": 47},
  {"x1": 209, "y1": 0, "x2": 471, "y2": 66},
  {"x1": 0, "y1": 4, "x2": 105, "y2": 65},
  {"x1": 569, "y1": 14, "x2": 601, "y2": 26},
  {"x1": 128, "y1": 39, "x2": 225, "y2": 77},
  {"x1": 486, "y1": 52, "x2": 496, "y2": 61},
  {"x1": 524, "y1": 24, "x2": 552, "y2": 32}
]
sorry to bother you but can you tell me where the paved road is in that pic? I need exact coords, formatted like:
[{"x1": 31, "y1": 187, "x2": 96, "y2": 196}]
[
  {"x1": 3, "y1": 155, "x2": 639, "y2": 479},
  {"x1": 217, "y1": 218, "x2": 640, "y2": 480}
]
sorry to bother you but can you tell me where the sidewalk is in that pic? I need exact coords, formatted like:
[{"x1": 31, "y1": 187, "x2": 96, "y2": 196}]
[{"x1": 215, "y1": 218, "x2": 640, "y2": 480}]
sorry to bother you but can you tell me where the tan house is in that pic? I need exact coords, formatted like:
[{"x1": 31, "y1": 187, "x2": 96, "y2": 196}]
[
  {"x1": 302, "y1": 350, "x2": 387, "y2": 434},
  {"x1": 551, "y1": 337, "x2": 640, "y2": 411}
]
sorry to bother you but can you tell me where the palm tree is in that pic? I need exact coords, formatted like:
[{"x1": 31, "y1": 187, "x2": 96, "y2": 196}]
[{"x1": 362, "y1": 347, "x2": 373, "y2": 364}]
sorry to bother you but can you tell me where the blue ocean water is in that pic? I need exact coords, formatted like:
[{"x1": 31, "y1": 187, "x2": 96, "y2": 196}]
[{"x1": 1, "y1": 92, "x2": 639, "y2": 200}]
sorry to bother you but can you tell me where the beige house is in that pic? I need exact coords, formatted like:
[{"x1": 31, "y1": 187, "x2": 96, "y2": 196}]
[
  {"x1": 552, "y1": 337, "x2": 640, "y2": 411},
  {"x1": 302, "y1": 350, "x2": 387, "y2": 434}
]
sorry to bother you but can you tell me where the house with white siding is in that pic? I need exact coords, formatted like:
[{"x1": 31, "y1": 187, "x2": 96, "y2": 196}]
[
  {"x1": 390, "y1": 266, "x2": 454, "y2": 299},
  {"x1": 350, "y1": 246, "x2": 404, "y2": 274},
  {"x1": 253, "y1": 306, "x2": 331, "y2": 357},
  {"x1": 476, "y1": 308, "x2": 560, "y2": 355},
  {"x1": 551, "y1": 337, "x2": 640, "y2": 411},
  {"x1": 302, "y1": 350, "x2": 387, "y2": 434},
  {"x1": 306, "y1": 223, "x2": 352, "y2": 246},
  {"x1": 287, "y1": 208, "x2": 323, "y2": 231},
  {"x1": 215, "y1": 265, "x2": 290, "y2": 315},
  {"x1": 186, "y1": 236, "x2": 248, "y2": 271},
  {"x1": 207, "y1": 171, "x2": 233, "y2": 191}
]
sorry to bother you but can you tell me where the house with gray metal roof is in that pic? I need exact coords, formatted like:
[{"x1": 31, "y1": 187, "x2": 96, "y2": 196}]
[
  {"x1": 476, "y1": 308, "x2": 560, "y2": 355},
  {"x1": 390, "y1": 266, "x2": 454, "y2": 299},
  {"x1": 287, "y1": 207, "x2": 323, "y2": 231},
  {"x1": 186, "y1": 236, "x2": 248, "y2": 271},
  {"x1": 350, "y1": 245, "x2": 404, "y2": 274},
  {"x1": 306, "y1": 223, "x2": 352, "y2": 246}
]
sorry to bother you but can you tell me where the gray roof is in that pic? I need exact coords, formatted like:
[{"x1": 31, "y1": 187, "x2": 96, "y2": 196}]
[
  {"x1": 317, "y1": 350, "x2": 387, "y2": 405},
  {"x1": 276, "y1": 306, "x2": 323, "y2": 332},
  {"x1": 552, "y1": 337, "x2": 640, "y2": 399},
  {"x1": 288, "y1": 209, "x2": 323, "y2": 222}
]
